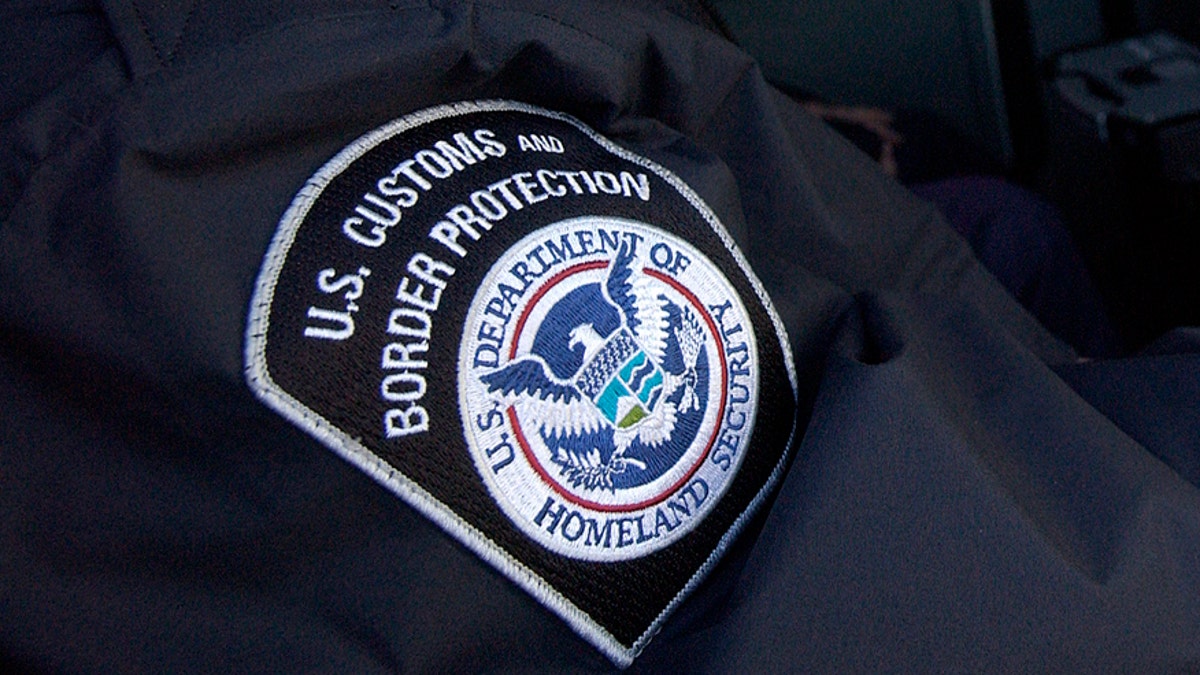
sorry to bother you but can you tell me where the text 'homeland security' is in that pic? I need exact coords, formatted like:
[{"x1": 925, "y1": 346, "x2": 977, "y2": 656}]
[{"x1": 531, "y1": 478, "x2": 710, "y2": 549}]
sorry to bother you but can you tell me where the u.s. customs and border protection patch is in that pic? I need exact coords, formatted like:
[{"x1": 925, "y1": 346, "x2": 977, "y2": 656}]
[{"x1": 245, "y1": 100, "x2": 797, "y2": 667}]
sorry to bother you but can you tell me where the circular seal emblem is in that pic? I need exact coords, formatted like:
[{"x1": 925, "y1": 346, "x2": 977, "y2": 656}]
[{"x1": 459, "y1": 215, "x2": 758, "y2": 561}]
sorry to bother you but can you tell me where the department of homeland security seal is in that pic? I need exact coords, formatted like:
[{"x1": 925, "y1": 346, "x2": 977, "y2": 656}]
[
  {"x1": 460, "y1": 217, "x2": 757, "y2": 561},
  {"x1": 245, "y1": 100, "x2": 796, "y2": 667}
]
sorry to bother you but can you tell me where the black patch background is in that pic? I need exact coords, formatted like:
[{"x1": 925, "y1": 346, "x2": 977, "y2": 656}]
[{"x1": 262, "y1": 105, "x2": 794, "y2": 649}]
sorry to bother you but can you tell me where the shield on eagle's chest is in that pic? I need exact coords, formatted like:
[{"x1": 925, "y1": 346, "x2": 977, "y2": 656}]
[{"x1": 574, "y1": 328, "x2": 664, "y2": 429}]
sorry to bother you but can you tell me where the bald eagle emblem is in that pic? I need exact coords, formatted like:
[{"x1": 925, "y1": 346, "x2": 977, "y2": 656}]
[{"x1": 479, "y1": 242, "x2": 708, "y2": 491}]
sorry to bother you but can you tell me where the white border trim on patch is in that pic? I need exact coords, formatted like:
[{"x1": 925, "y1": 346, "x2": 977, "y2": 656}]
[{"x1": 243, "y1": 100, "x2": 798, "y2": 667}]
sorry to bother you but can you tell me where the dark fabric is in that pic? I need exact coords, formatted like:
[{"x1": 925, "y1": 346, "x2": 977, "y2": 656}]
[
  {"x1": 911, "y1": 176, "x2": 1124, "y2": 358},
  {"x1": 892, "y1": 109, "x2": 1000, "y2": 184},
  {"x1": 3, "y1": 0, "x2": 1199, "y2": 671}
]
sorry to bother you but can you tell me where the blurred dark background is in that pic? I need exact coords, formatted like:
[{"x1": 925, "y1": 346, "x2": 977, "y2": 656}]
[{"x1": 706, "y1": 0, "x2": 1200, "y2": 350}]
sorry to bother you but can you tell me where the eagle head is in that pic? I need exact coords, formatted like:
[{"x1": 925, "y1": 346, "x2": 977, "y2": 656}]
[{"x1": 568, "y1": 324, "x2": 605, "y2": 362}]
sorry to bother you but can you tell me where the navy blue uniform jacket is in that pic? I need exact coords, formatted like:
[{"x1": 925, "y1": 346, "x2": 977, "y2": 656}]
[{"x1": 3, "y1": 0, "x2": 1199, "y2": 670}]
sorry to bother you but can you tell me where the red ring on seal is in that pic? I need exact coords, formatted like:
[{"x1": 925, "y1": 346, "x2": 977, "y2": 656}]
[{"x1": 504, "y1": 262, "x2": 729, "y2": 513}]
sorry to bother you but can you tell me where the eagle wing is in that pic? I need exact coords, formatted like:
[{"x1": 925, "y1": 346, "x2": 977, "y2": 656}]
[
  {"x1": 479, "y1": 357, "x2": 607, "y2": 438},
  {"x1": 604, "y1": 241, "x2": 670, "y2": 365},
  {"x1": 604, "y1": 241, "x2": 639, "y2": 329},
  {"x1": 672, "y1": 304, "x2": 705, "y2": 371}
]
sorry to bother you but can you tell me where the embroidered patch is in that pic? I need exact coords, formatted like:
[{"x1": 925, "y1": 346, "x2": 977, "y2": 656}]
[
  {"x1": 245, "y1": 100, "x2": 797, "y2": 667},
  {"x1": 460, "y1": 216, "x2": 757, "y2": 562}
]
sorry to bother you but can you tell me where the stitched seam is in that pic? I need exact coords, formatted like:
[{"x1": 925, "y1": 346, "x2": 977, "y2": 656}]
[
  {"x1": 130, "y1": 0, "x2": 167, "y2": 68},
  {"x1": 473, "y1": 0, "x2": 749, "y2": 137},
  {"x1": 694, "y1": 60, "x2": 757, "y2": 141},
  {"x1": 164, "y1": 0, "x2": 200, "y2": 66},
  {"x1": 472, "y1": 0, "x2": 615, "y2": 51}
]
